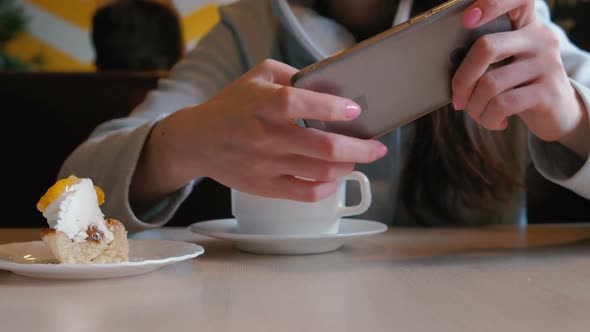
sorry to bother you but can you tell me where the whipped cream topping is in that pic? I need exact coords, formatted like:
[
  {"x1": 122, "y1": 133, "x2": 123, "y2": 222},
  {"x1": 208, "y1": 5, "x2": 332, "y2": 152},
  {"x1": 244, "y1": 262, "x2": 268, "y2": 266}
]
[{"x1": 42, "y1": 178, "x2": 113, "y2": 243}]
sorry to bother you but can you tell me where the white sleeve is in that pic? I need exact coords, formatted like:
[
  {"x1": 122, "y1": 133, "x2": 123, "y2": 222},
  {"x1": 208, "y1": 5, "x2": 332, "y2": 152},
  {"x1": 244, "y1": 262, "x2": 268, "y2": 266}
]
[{"x1": 528, "y1": 0, "x2": 590, "y2": 199}]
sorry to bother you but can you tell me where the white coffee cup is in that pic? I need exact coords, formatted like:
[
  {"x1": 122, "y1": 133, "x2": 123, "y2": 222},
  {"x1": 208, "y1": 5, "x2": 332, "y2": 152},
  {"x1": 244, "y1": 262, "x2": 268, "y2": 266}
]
[{"x1": 231, "y1": 171, "x2": 372, "y2": 236}]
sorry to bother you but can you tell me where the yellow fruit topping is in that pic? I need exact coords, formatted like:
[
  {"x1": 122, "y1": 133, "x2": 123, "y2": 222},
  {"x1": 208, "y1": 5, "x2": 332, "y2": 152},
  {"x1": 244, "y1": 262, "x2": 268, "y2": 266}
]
[
  {"x1": 94, "y1": 185, "x2": 105, "y2": 207},
  {"x1": 36, "y1": 175, "x2": 105, "y2": 212}
]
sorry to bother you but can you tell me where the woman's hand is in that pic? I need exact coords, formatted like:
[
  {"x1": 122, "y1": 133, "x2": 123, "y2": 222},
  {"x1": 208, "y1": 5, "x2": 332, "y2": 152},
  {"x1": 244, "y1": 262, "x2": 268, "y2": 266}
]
[
  {"x1": 451, "y1": 0, "x2": 589, "y2": 156},
  {"x1": 133, "y1": 59, "x2": 387, "y2": 204}
]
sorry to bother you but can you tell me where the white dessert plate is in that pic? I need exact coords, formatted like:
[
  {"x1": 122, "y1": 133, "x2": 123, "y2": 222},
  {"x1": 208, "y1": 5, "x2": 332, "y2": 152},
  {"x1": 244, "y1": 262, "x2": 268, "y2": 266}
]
[
  {"x1": 188, "y1": 218, "x2": 388, "y2": 255},
  {"x1": 0, "y1": 239, "x2": 204, "y2": 280}
]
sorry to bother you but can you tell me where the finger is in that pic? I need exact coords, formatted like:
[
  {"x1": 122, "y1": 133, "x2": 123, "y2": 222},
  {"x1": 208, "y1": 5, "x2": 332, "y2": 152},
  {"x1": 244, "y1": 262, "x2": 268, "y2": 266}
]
[
  {"x1": 461, "y1": 0, "x2": 533, "y2": 29},
  {"x1": 273, "y1": 155, "x2": 355, "y2": 181},
  {"x1": 479, "y1": 83, "x2": 542, "y2": 130},
  {"x1": 279, "y1": 126, "x2": 388, "y2": 163},
  {"x1": 254, "y1": 59, "x2": 299, "y2": 86},
  {"x1": 507, "y1": 5, "x2": 534, "y2": 28},
  {"x1": 269, "y1": 86, "x2": 362, "y2": 122},
  {"x1": 269, "y1": 176, "x2": 339, "y2": 202},
  {"x1": 452, "y1": 27, "x2": 536, "y2": 110},
  {"x1": 466, "y1": 58, "x2": 541, "y2": 122}
]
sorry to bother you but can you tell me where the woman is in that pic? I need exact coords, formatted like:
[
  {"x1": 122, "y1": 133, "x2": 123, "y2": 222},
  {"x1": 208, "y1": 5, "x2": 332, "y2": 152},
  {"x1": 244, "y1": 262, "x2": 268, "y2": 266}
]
[{"x1": 61, "y1": 0, "x2": 590, "y2": 232}]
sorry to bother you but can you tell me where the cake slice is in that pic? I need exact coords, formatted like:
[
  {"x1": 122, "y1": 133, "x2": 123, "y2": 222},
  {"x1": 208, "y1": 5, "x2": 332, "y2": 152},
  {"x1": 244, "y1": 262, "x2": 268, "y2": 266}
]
[
  {"x1": 40, "y1": 219, "x2": 128, "y2": 264},
  {"x1": 91, "y1": 219, "x2": 129, "y2": 264},
  {"x1": 37, "y1": 175, "x2": 129, "y2": 264}
]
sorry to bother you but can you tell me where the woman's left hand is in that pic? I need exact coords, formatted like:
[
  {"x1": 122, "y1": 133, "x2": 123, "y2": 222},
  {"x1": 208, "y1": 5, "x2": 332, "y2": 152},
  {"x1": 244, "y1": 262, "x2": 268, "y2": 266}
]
[{"x1": 451, "y1": 0, "x2": 588, "y2": 148}]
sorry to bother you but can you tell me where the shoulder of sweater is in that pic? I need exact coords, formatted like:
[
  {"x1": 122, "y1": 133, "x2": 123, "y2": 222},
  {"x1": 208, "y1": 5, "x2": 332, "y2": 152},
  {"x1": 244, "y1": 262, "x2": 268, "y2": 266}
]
[
  {"x1": 219, "y1": 0, "x2": 276, "y2": 25},
  {"x1": 217, "y1": 0, "x2": 282, "y2": 67}
]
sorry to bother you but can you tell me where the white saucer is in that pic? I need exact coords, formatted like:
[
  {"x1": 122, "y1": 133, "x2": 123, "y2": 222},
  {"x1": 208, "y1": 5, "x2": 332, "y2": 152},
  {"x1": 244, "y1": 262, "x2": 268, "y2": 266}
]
[
  {"x1": 188, "y1": 218, "x2": 388, "y2": 255},
  {"x1": 0, "y1": 239, "x2": 204, "y2": 280}
]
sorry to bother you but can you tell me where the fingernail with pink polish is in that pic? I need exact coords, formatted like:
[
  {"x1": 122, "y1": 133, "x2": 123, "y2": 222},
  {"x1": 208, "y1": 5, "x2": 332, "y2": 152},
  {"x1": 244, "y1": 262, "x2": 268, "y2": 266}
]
[
  {"x1": 452, "y1": 96, "x2": 465, "y2": 110},
  {"x1": 345, "y1": 104, "x2": 361, "y2": 118},
  {"x1": 462, "y1": 7, "x2": 482, "y2": 26},
  {"x1": 377, "y1": 145, "x2": 388, "y2": 158}
]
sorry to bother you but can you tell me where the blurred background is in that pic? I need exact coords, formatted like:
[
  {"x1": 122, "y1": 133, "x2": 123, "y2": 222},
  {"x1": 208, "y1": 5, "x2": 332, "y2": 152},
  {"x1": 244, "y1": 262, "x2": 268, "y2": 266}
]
[
  {"x1": 1, "y1": 0, "x2": 233, "y2": 71},
  {"x1": 548, "y1": 0, "x2": 589, "y2": 51},
  {"x1": 2, "y1": 0, "x2": 588, "y2": 71}
]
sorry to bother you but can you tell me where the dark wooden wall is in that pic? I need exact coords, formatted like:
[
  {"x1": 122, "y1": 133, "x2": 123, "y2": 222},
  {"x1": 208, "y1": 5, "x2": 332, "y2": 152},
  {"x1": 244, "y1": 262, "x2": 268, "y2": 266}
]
[
  {"x1": 0, "y1": 71, "x2": 231, "y2": 228},
  {"x1": 550, "y1": 0, "x2": 590, "y2": 52}
]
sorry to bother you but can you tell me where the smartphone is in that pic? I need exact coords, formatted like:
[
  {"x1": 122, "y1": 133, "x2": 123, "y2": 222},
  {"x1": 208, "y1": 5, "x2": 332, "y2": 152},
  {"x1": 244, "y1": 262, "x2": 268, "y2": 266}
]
[{"x1": 291, "y1": 0, "x2": 513, "y2": 139}]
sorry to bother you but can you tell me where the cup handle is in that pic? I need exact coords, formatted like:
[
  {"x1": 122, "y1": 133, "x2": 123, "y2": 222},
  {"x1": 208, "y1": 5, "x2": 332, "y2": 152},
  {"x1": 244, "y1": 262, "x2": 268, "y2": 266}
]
[{"x1": 337, "y1": 171, "x2": 372, "y2": 217}]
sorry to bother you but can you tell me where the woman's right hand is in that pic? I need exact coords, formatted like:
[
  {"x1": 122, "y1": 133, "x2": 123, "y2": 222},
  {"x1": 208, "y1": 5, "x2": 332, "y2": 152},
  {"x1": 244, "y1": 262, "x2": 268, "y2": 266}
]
[{"x1": 132, "y1": 59, "x2": 388, "y2": 204}]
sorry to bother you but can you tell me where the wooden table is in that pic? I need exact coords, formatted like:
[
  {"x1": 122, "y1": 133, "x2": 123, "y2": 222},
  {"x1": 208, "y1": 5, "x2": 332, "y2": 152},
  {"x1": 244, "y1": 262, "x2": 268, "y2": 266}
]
[{"x1": 2, "y1": 224, "x2": 590, "y2": 332}]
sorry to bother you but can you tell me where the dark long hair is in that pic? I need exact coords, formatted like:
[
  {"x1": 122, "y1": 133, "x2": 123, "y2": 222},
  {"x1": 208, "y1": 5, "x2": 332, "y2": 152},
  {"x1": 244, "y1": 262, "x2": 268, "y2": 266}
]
[{"x1": 316, "y1": 0, "x2": 525, "y2": 225}]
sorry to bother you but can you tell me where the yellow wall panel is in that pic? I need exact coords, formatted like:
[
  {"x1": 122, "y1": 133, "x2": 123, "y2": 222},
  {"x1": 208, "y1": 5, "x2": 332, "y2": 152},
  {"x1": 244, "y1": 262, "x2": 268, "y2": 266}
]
[
  {"x1": 6, "y1": 33, "x2": 93, "y2": 71},
  {"x1": 10, "y1": 1, "x2": 225, "y2": 71},
  {"x1": 182, "y1": 4, "x2": 220, "y2": 44},
  {"x1": 27, "y1": 0, "x2": 98, "y2": 30}
]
